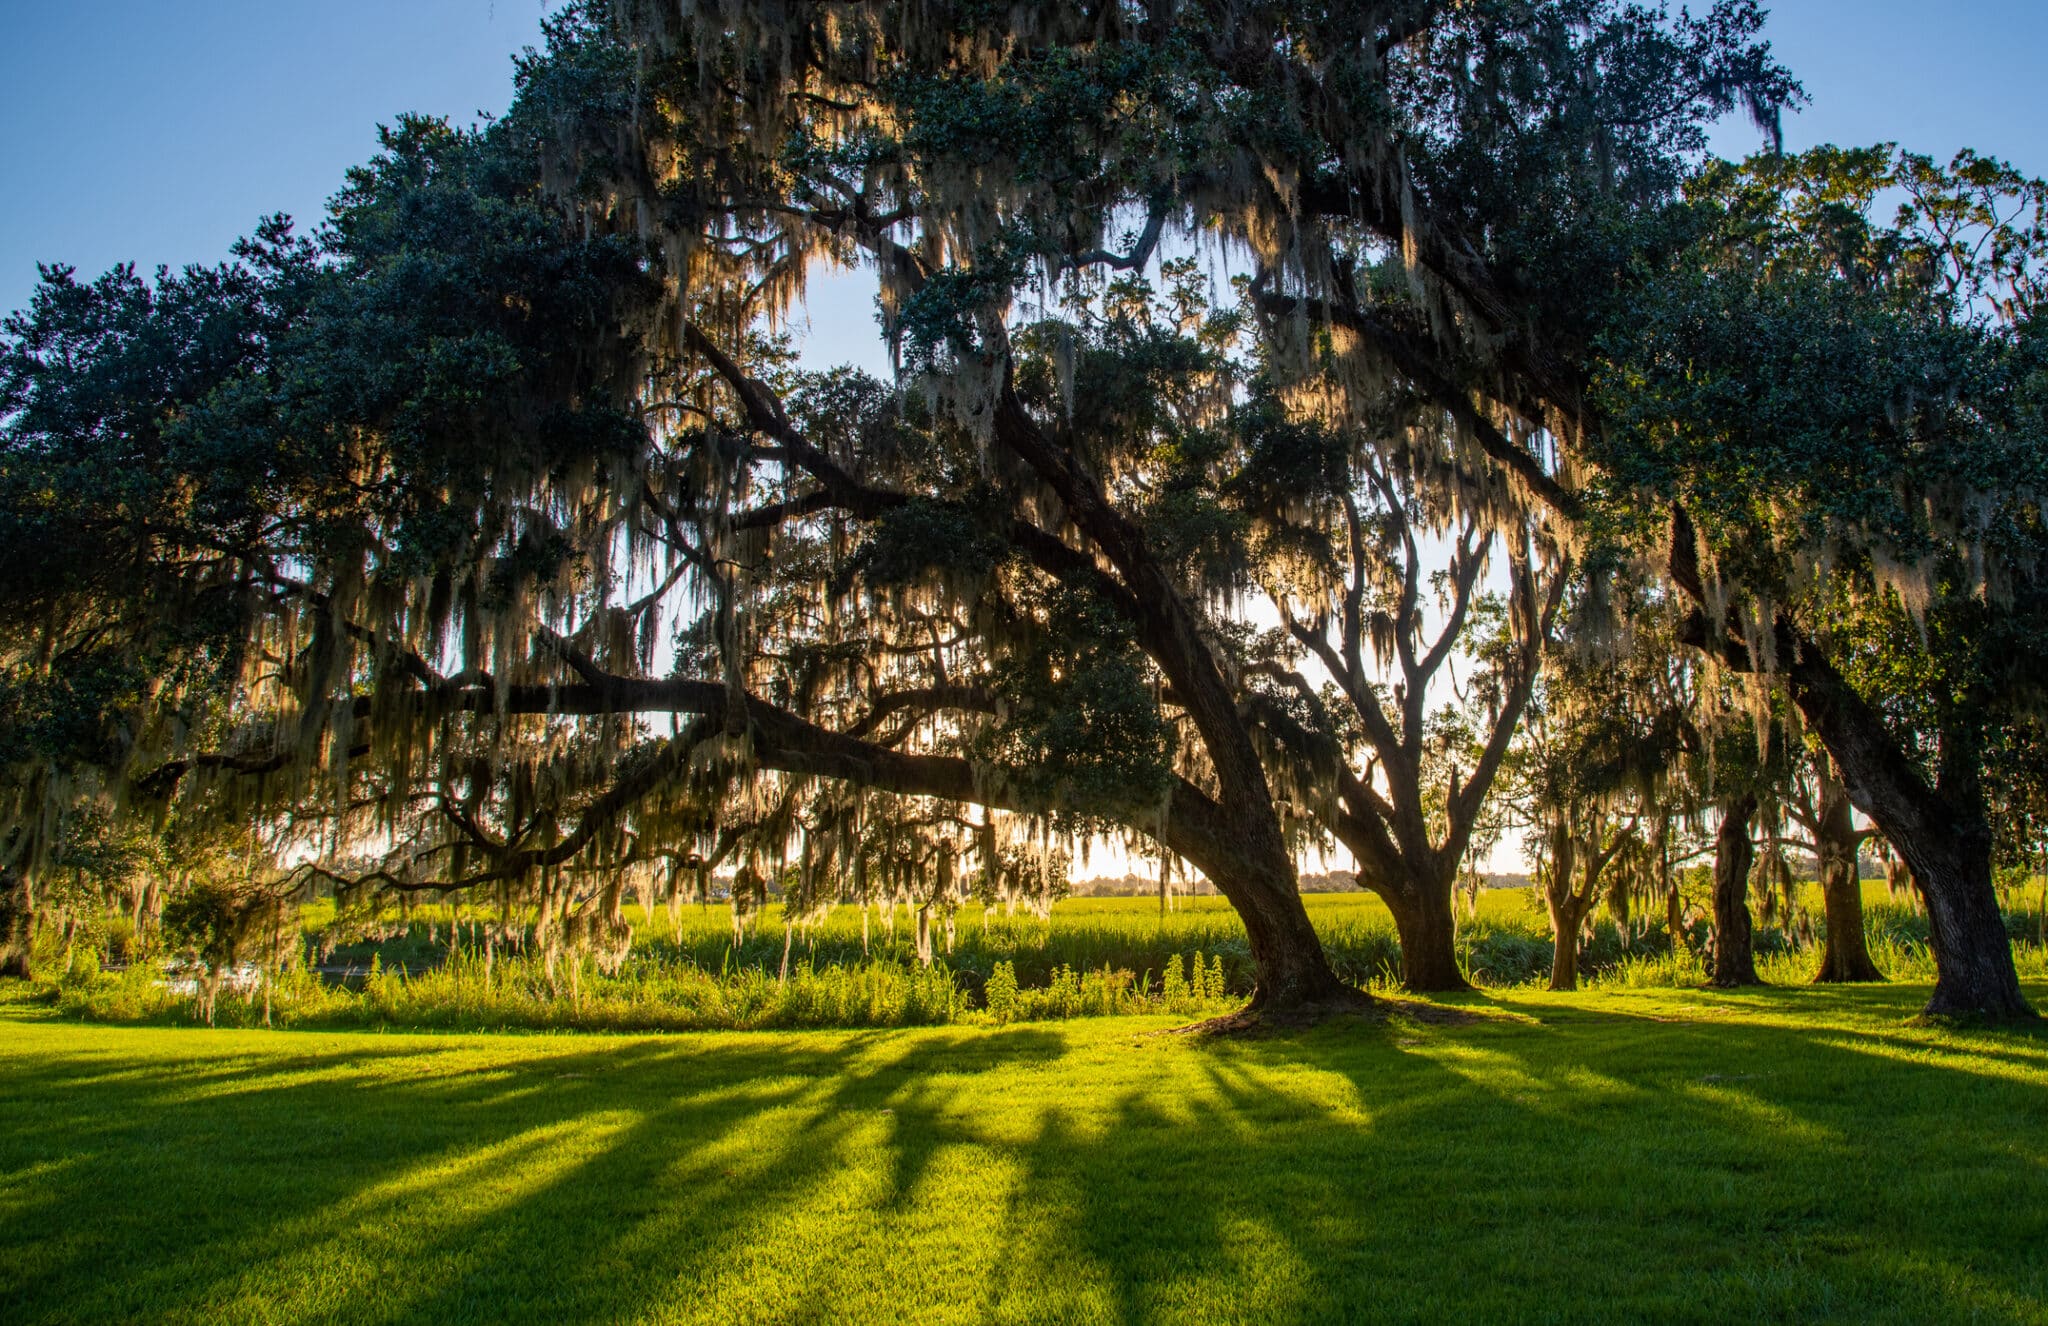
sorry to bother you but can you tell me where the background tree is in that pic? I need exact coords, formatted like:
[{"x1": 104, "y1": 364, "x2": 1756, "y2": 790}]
[
  {"x1": 1239, "y1": 385, "x2": 1566, "y2": 991},
  {"x1": 1512, "y1": 599, "x2": 1687, "y2": 990},
  {"x1": 1780, "y1": 743, "x2": 1885, "y2": 982},
  {"x1": 1594, "y1": 144, "x2": 2048, "y2": 1014}
]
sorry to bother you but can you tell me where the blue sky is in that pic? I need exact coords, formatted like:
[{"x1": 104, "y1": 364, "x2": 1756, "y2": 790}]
[
  {"x1": 4, "y1": 1, "x2": 2044, "y2": 325},
  {"x1": 0, "y1": 1, "x2": 554, "y2": 314}
]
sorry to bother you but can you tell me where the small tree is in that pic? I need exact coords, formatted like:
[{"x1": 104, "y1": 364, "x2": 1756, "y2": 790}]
[
  {"x1": 161, "y1": 877, "x2": 298, "y2": 1026},
  {"x1": 1782, "y1": 745, "x2": 1885, "y2": 983},
  {"x1": 1512, "y1": 604, "x2": 1687, "y2": 991}
]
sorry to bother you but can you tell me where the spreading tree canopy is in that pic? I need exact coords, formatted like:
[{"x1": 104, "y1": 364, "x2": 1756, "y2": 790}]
[{"x1": 12, "y1": 0, "x2": 2046, "y2": 1019}]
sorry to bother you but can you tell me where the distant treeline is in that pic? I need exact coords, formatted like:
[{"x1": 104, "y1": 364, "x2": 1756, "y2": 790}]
[{"x1": 1067, "y1": 871, "x2": 1534, "y2": 897}]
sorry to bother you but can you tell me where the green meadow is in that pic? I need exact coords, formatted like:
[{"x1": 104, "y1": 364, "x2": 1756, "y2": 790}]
[
  {"x1": 4, "y1": 983, "x2": 2047, "y2": 1325},
  {"x1": 39, "y1": 884, "x2": 2048, "y2": 1035}
]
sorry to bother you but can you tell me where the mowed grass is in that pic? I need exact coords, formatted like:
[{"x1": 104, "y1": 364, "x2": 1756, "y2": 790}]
[{"x1": 4, "y1": 984, "x2": 2047, "y2": 1324}]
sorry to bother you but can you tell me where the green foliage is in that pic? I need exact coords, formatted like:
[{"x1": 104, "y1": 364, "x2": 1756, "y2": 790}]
[
  {"x1": 974, "y1": 583, "x2": 1177, "y2": 823},
  {"x1": 7, "y1": 0, "x2": 2046, "y2": 1024},
  {"x1": 850, "y1": 498, "x2": 1008, "y2": 590},
  {"x1": 983, "y1": 958, "x2": 1019, "y2": 1021}
]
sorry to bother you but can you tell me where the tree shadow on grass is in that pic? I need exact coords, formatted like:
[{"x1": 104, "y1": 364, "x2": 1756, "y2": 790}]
[{"x1": 3, "y1": 987, "x2": 2047, "y2": 1324}]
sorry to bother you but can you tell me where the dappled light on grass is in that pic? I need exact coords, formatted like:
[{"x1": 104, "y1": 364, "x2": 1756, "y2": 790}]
[
  {"x1": 5, "y1": 982, "x2": 2048, "y2": 1323},
  {"x1": 1813, "y1": 1028, "x2": 2048, "y2": 1088}
]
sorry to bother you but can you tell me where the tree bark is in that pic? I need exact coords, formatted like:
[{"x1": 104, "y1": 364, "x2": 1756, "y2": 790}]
[
  {"x1": 988, "y1": 380, "x2": 1359, "y2": 1016},
  {"x1": 1709, "y1": 794, "x2": 1762, "y2": 987},
  {"x1": 1812, "y1": 771, "x2": 1884, "y2": 983},
  {"x1": 1540, "y1": 828, "x2": 1591, "y2": 992},
  {"x1": 1385, "y1": 880, "x2": 1471, "y2": 993},
  {"x1": 1547, "y1": 894, "x2": 1588, "y2": 992},
  {"x1": 1785, "y1": 647, "x2": 2029, "y2": 1017},
  {"x1": 1212, "y1": 857, "x2": 1357, "y2": 1012}
]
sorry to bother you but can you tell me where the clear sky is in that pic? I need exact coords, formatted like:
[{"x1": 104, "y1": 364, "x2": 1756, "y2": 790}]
[
  {"x1": 4, "y1": 1, "x2": 2044, "y2": 324},
  {"x1": 0, "y1": 1, "x2": 554, "y2": 315}
]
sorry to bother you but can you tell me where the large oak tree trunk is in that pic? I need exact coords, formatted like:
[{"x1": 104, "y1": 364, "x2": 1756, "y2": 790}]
[
  {"x1": 1217, "y1": 860, "x2": 1354, "y2": 1012},
  {"x1": 1709, "y1": 794, "x2": 1761, "y2": 988},
  {"x1": 1812, "y1": 771, "x2": 1883, "y2": 983},
  {"x1": 1906, "y1": 838, "x2": 2028, "y2": 1018},
  {"x1": 988, "y1": 384, "x2": 1358, "y2": 1019},
  {"x1": 1175, "y1": 790, "x2": 1354, "y2": 1014},
  {"x1": 1385, "y1": 880, "x2": 1471, "y2": 993},
  {"x1": 1671, "y1": 517, "x2": 2028, "y2": 1018},
  {"x1": 1783, "y1": 645, "x2": 2031, "y2": 1018}
]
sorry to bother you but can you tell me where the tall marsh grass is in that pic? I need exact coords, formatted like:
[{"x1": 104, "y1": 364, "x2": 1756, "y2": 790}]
[{"x1": 29, "y1": 883, "x2": 2048, "y2": 1030}]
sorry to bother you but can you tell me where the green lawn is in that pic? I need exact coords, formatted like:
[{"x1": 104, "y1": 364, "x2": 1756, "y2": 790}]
[{"x1": 4, "y1": 985, "x2": 2047, "y2": 1324}]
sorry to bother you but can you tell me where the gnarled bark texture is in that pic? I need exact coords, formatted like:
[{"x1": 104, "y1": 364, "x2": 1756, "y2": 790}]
[
  {"x1": 1785, "y1": 646, "x2": 2029, "y2": 1018},
  {"x1": 1383, "y1": 879, "x2": 1471, "y2": 993},
  {"x1": 1671, "y1": 512, "x2": 2029, "y2": 1018}
]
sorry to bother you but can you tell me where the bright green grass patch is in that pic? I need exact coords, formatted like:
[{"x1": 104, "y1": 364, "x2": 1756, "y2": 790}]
[{"x1": 4, "y1": 985, "x2": 2047, "y2": 1324}]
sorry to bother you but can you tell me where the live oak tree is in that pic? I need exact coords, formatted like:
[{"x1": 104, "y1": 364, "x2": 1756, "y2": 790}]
[
  {"x1": 0, "y1": 117, "x2": 671, "y2": 968},
  {"x1": 5, "y1": 62, "x2": 1372, "y2": 1011},
  {"x1": 1780, "y1": 743, "x2": 1885, "y2": 983},
  {"x1": 1245, "y1": 422, "x2": 1566, "y2": 991},
  {"x1": 515, "y1": 0, "x2": 1792, "y2": 1005},
  {"x1": 1510, "y1": 599, "x2": 1688, "y2": 991},
  {"x1": 1594, "y1": 145, "x2": 2048, "y2": 1015},
  {"x1": 0, "y1": 0, "x2": 1807, "y2": 1013},
  {"x1": 13, "y1": 0, "x2": 2046, "y2": 1021}
]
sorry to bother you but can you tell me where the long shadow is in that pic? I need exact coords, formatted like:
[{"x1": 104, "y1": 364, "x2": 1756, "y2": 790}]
[
  {"x1": 5, "y1": 986, "x2": 2048, "y2": 1324},
  {"x1": 0, "y1": 1022, "x2": 1067, "y2": 1324}
]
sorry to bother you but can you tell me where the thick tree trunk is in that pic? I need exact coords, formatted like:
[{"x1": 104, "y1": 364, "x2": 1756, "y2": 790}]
[
  {"x1": 1386, "y1": 881, "x2": 1471, "y2": 993},
  {"x1": 1814, "y1": 858, "x2": 1884, "y2": 983},
  {"x1": 1812, "y1": 771, "x2": 1883, "y2": 983},
  {"x1": 1671, "y1": 519, "x2": 2029, "y2": 1017},
  {"x1": 1162, "y1": 796, "x2": 1354, "y2": 1017},
  {"x1": 1709, "y1": 794, "x2": 1761, "y2": 988},
  {"x1": 1906, "y1": 840, "x2": 2029, "y2": 1018},
  {"x1": 1222, "y1": 862, "x2": 1357, "y2": 1013},
  {"x1": 1785, "y1": 647, "x2": 2030, "y2": 1018},
  {"x1": 1547, "y1": 896, "x2": 1587, "y2": 992},
  {"x1": 989, "y1": 381, "x2": 1357, "y2": 1018}
]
